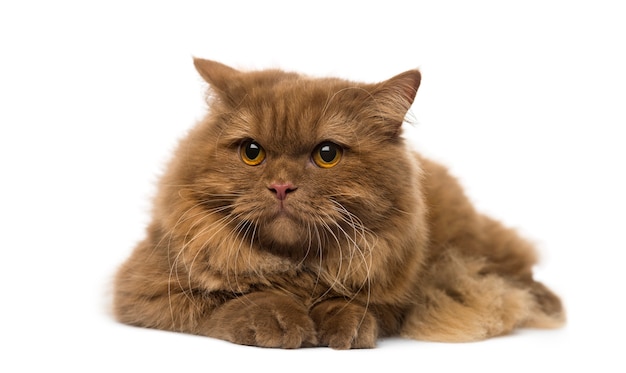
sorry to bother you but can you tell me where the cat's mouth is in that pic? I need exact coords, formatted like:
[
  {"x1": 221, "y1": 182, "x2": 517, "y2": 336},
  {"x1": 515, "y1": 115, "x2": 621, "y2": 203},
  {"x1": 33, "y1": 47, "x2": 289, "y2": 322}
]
[
  {"x1": 253, "y1": 198, "x2": 323, "y2": 252},
  {"x1": 267, "y1": 198, "x2": 299, "y2": 219},
  {"x1": 231, "y1": 194, "x2": 338, "y2": 257},
  {"x1": 268, "y1": 205, "x2": 304, "y2": 232},
  {"x1": 260, "y1": 197, "x2": 338, "y2": 229}
]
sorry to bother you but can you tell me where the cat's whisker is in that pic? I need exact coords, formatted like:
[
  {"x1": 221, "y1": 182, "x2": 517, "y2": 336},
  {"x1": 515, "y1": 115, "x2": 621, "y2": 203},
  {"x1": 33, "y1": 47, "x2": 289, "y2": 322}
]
[
  {"x1": 183, "y1": 200, "x2": 257, "y2": 287},
  {"x1": 200, "y1": 205, "x2": 255, "y2": 291},
  {"x1": 246, "y1": 217, "x2": 262, "y2": 274},
  {"x1": 309, "y1": 217, "x2": 325, "y2": 297},
  {"x1": 230, "y1": 213, "x2": 264, "y2": 296},
  {"x1": 164, "y1": 202, "x2": 227, "y2": 329},
  {"x1": 325, "y1": 202, "x2": 375, "y2": 333},
  {"x1": 178, "y1": 214, "x2": 230, "y2": 301},
  {"x1": 312, "y1": 212, "x2": 362, "y2": 299},
  {"x1": 328, "y1": 201, "x2": 374, "y2": 280},
  {"x1": 166, "y1": 205, "x2": 229, "y2": 303},
  {"x1": 224, "y1": 213, "x2": 249, "y2": 295},
  {"x1": 294, "y1": 221, "x2": 309, "y2": 268},
  {"x1": 184, "y1": 208, "x2": 246, "y2": 296}
]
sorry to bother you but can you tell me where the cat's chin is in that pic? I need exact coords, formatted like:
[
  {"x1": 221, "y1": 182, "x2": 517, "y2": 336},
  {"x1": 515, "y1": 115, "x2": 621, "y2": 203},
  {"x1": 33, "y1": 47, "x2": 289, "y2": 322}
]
[{"x1": 258, "y1": 215, "x2": 308, "y2": 258}]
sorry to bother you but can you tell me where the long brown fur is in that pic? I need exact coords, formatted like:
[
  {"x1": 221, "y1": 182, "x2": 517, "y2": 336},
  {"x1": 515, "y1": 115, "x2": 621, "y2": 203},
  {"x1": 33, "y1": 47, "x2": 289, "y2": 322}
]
[{"x1": 113, "y1": 59, "x2": 565, "y2": 349}]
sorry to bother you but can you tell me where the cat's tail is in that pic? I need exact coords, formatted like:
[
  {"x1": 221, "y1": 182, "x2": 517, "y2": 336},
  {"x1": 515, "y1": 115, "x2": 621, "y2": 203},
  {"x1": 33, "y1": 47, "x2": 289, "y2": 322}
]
[{"x1": 400, "y1": 253, "x2": 565, "y2": 342}]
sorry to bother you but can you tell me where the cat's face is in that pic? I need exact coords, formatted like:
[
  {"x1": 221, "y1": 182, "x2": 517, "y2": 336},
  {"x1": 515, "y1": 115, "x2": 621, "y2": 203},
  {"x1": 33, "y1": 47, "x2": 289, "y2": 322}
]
[{"x1": 173, "y1": 60, "x2": 421, "y2": 260}]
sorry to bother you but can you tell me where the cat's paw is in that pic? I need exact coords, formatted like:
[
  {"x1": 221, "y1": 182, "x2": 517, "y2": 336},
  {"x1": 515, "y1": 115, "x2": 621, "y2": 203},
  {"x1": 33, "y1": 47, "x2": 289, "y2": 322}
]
[
  {"x1": 206, "y1": 292, "x2": 317, "y2": 349},
  {"x1": 310, "y1": 299, "x2": 378, "y2": 349}
]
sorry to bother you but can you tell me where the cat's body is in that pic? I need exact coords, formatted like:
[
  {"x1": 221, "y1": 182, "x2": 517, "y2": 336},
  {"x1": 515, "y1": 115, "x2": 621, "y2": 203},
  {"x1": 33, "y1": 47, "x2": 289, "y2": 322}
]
[{"x1": 113, "y1": 59, "x2": 564, "y2": 349}]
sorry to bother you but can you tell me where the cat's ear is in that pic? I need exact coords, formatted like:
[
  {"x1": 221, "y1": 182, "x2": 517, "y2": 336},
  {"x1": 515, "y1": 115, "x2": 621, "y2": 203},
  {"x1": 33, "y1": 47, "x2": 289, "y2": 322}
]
[
  {"x1": 193, "y1": 58, "x2": 240, "y2": 96},
  {"x1": 369, "y1": 69, "x2": 421, "y2": 138}
]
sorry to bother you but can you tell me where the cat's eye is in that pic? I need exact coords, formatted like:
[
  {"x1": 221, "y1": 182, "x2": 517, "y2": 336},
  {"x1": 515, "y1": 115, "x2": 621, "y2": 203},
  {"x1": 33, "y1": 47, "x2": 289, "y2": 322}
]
[
  {"x1": 312, "y1": 142, "x2": 343, "y2": 168},
  {"x1": 240, "y1": 140, "x2": 266, "y2": 166}
]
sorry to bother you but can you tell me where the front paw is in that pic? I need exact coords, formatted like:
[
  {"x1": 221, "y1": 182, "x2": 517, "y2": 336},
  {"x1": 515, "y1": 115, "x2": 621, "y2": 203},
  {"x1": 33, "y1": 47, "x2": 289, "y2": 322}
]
[
  {"x1": 206, "y1": 292, "x2": 317, "y2": 349},
  {"x1": 310, "y1": 299, "x2": 378, "y2": 349}
]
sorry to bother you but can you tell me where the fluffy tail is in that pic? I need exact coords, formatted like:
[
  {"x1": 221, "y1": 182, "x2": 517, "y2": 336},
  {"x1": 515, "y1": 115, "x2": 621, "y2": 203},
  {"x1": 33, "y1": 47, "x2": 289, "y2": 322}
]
[{"x1": 401, "y1": 253, "x2": 565, "y2": 342}]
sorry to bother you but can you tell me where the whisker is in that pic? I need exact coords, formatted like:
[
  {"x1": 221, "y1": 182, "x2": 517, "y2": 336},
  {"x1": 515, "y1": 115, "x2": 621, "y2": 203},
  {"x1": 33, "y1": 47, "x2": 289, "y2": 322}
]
[{"x1": 328, "y1": 200, "x2": 375, "y2": 333}]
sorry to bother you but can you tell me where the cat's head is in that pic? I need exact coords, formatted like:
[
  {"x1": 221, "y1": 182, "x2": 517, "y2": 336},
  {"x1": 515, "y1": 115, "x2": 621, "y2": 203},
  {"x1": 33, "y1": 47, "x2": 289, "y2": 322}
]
[{"x1": 162, "y1": 59, "x2": 421, "y2": 262}]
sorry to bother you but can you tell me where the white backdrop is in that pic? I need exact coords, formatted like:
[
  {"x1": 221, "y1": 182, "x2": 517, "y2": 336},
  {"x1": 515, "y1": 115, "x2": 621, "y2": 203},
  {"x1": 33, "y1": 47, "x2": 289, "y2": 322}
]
[{"x1": 2, "y1": 1, "x2": 624, "y2": 372}]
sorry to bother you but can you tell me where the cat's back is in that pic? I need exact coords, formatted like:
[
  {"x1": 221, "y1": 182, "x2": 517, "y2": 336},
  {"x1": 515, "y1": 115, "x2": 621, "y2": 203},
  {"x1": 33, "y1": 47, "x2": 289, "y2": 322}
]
[{"x1": 414, "y1": 152, "x2": 537, "y2": 277}]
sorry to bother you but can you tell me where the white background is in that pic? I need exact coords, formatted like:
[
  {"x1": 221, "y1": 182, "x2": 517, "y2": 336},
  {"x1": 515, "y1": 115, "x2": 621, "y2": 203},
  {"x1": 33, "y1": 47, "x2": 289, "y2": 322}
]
[{"x1": 1, "y1": 1, "x2": 625, "y2": 372}]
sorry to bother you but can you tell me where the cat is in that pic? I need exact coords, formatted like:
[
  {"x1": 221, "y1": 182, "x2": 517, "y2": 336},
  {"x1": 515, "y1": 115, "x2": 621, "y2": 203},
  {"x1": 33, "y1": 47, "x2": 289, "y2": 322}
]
[{"x1": 113, "y1": 58, "x2": 565, "y2": 349}]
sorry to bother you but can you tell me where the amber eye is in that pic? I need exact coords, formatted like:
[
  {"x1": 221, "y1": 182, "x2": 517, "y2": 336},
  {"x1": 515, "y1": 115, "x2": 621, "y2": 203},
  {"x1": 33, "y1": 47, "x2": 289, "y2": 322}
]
[
  {"x1": 312, "y1": 141, "x2": 343, "y2": 168},
  {"x1": 240, "y1": 140, "x2": 266, "y2": 166}
]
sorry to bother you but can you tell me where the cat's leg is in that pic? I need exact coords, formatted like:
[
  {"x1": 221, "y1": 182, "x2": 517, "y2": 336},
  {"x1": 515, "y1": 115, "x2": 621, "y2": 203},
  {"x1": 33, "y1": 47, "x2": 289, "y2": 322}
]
[
  {"x1": 113, "y1": 238, "x2": 222, "y2": 336},
  {"x1": 204, "y1": 291, "x2": 317, "y2": 348},
  {"x1": 114, "y1": 241, "x2": 317, "y2": 348},
  {"x1": 400, "y1": 252, "x2": 565, "y2": 342},
  {"x1": 309, "y1": 299, "x2": 378, "y2": 349}
]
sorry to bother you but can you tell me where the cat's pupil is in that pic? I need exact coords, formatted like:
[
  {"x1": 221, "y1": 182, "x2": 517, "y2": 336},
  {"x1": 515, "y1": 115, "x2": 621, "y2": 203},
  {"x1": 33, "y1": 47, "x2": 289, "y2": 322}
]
[
  {"x1": 246, "y1": 142, "x2": 261, "y2": 160},
  {"x1": 320, "y1": 144, "x2": 336, "y2": 162}
]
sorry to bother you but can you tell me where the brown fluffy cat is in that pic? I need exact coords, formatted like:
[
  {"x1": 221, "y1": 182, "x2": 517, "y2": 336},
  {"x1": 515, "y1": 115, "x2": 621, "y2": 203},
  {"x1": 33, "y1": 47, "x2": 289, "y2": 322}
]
[{"x1": 113, "y1": 58, "x2": 565, "y2": 349}]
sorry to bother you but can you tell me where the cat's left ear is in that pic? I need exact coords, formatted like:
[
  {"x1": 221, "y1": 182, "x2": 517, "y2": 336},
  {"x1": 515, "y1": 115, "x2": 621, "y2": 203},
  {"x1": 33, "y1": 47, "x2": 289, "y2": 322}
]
[{"x1": 369, "y1": 69, "x2": 421, "y2": 138}]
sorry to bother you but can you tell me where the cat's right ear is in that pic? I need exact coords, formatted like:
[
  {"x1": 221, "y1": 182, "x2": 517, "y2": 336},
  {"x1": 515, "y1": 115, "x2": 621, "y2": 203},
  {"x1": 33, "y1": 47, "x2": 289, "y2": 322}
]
[{"x1": 193, "y1": 58, "x2": 240, "y2": 95}]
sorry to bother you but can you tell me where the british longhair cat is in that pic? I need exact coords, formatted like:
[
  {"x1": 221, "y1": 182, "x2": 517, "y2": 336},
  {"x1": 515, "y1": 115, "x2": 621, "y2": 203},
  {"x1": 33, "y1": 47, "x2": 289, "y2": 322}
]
[{"x1": 113, "y1": 59, "x2": 564, "y2": 349}]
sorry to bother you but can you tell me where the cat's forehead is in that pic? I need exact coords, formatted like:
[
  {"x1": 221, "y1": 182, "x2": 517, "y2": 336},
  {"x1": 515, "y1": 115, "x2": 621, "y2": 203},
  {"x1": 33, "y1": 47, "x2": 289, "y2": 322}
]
[{"x1": 225, "y1": 78, "x2": 364, "y2": 153}]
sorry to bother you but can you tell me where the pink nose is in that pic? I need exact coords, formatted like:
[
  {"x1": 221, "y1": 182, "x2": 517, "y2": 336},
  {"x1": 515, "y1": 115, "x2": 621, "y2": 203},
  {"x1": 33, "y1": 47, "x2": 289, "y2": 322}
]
[{"x1": 268, "y1": 182, "x2": 297, "y2": 201}]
